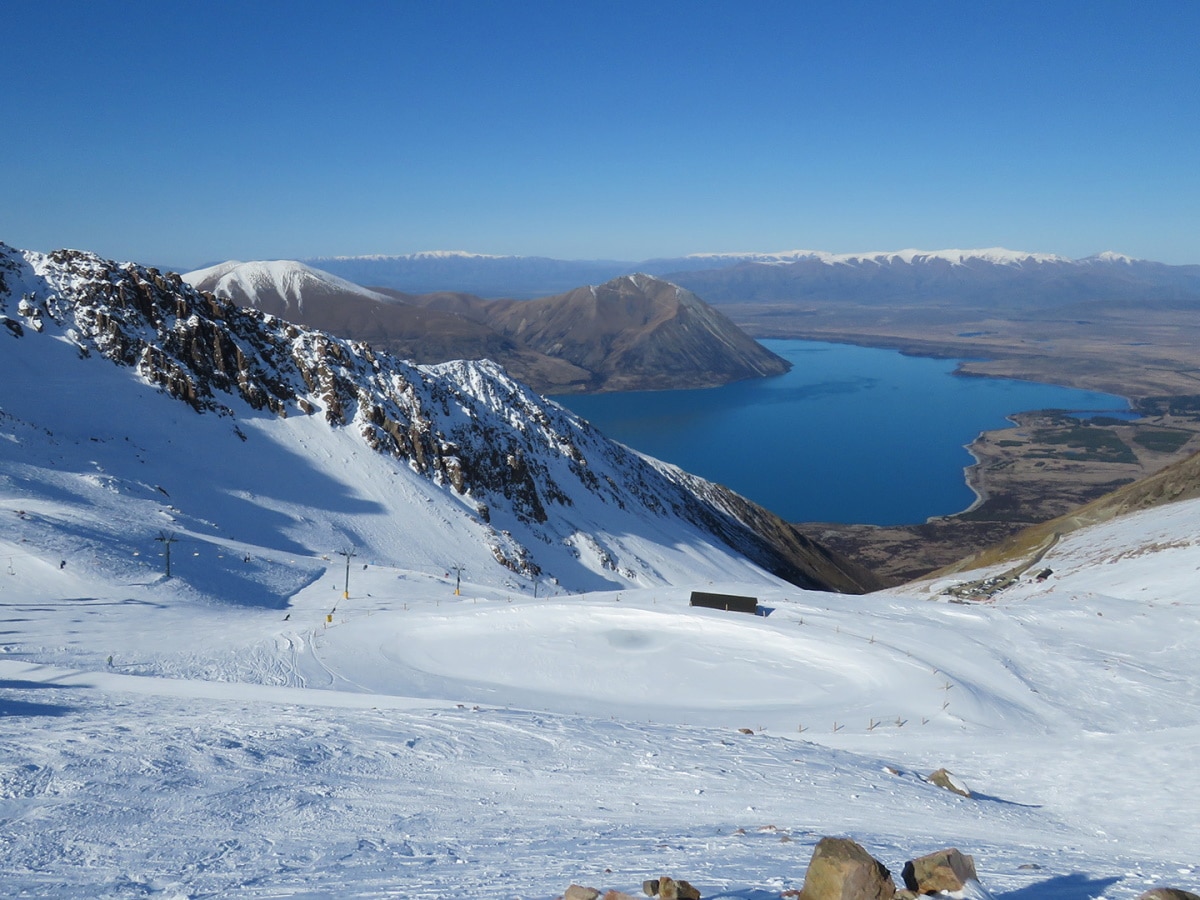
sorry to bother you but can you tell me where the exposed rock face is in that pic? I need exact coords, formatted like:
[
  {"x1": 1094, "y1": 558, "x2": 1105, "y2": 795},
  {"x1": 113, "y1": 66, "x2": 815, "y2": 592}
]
[
  {"x1": 1137, "y1": 891, "x2": 1200, "y2": 900},
  {"x1": 564, "y1": 885, "x2": 602, "y2": 900},
  {"x1": 1, "y1": 243, "x2": 876, "y2": 594},
  {"x1": 901, "y1": 848, "x2": 977, "y2": 895},
  {"x1": 473, "y1": 274, "x2": 792, "y2": 392},
  {"x1": 798, "y1": 837, "x2": 896, "y2": 900}
]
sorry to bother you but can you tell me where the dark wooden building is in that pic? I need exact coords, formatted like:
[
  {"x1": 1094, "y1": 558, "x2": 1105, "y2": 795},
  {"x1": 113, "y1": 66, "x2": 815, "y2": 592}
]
[{"x1": 689, "y1": 591, "x2": 758, "y2": 615}]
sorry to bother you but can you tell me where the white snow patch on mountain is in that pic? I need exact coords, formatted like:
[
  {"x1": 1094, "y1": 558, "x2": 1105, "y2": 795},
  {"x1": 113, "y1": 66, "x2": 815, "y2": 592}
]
[
  {"x1": 183, "y1": 259, "x2": 393, "y2": 308},
  {"x1": 313, "y1": 250, "x2": 513, "y2": 262},
  {"x1": 683, "y1": 248, "x2": 1081, "y2": 267},
  {"x1": 1085, "y1": 250, "x2": 1141, "y2": 264}
]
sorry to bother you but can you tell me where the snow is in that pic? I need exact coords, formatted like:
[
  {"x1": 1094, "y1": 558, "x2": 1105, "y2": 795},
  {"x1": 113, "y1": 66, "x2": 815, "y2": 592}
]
[
  {"x1": 682, "y1": 248, "x2": 1079, "y2": 268},
  {"x1": 3, "y1": 245, "x2": 1200, "y2": 898},
  {"x1": 1085, "y1": 251, "x2": 1141, "y2": 265},
  {"x1": 310, "y1": 250, "x2": 511, "y2": 262},
  {"x1": 3, "y1": 508, "x2": 1199, "y2": 897},
  {"x1": 182, "y1": 259, "x2": 394, "y2": 308}
]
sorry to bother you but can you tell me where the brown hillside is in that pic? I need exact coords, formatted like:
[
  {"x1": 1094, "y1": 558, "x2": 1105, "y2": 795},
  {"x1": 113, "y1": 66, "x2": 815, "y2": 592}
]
[{"x1": 934, "y1": 448, "x2": 1200, "y2": 577}]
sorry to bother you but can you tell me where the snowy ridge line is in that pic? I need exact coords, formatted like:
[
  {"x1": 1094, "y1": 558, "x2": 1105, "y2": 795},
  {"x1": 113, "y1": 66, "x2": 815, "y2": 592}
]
[{"x1": 305, "y1": 247, "x2": 1143, "y2": 267}]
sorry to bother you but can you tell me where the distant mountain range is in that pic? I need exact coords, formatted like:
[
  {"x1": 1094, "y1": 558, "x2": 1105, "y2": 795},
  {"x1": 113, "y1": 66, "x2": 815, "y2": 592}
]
[
  {"x1": 300, "y1": 248, "x2": 1200, "y2": 310},
  {"x1": 3, "y1": 242, "x2": 875, "y2": 595},
  {"x1": 185, "y1": 262, "x2": 790, "y2": 394},
  {"x1": 667, "y1": 249, "x2": 1200, "y2": 309}
]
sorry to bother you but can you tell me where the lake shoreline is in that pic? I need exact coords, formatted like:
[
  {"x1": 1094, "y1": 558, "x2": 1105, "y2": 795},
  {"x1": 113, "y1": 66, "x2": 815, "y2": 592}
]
[
  {"x1": 557, "y1": 339, "x2": 1132, "y2": 528},
  {"x1": 807, "y1": 407, "x2": 1200, "y2": 584}
]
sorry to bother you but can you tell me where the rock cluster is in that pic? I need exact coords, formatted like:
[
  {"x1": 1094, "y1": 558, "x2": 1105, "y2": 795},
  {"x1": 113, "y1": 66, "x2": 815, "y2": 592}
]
[
  {"x1": 560, "y1": 874, "x2": 701, "y2": 900},
  {"x1": 562, "y1": 837, "x2": 1198, "y2": 900}
]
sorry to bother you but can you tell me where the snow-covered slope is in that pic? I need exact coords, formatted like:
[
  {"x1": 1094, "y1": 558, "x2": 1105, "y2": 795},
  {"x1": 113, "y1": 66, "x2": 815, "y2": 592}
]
[{"x1": 1, "y1": 451, "x2": 1198, "y2": 896}]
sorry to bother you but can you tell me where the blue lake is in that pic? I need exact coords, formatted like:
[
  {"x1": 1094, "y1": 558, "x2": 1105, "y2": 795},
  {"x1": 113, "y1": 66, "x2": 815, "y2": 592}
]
[{"x1": 553, "y1": 340, "x2": 1131, "y2": 525}]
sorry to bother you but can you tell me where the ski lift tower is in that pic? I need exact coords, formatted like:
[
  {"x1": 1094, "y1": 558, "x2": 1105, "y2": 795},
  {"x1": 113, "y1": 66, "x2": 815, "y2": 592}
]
[{"x1": 336, "y1": 548, "x2": 356, "y2": 600}]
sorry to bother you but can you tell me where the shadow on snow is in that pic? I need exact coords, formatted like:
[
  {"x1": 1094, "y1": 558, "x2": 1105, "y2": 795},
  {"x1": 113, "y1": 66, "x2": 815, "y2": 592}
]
[{"x1": 997, "y1": 873, "x2": 1122, "y2": 899}]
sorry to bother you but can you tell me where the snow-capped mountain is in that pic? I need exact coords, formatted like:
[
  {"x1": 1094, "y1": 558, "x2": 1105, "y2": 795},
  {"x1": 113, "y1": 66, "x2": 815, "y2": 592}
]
[
  {"x1": 0, "y1": 243, "x2": 873, "y2": 598},
  {"x1": 668, "y1": 247, "x2": 1073, "y2": 268},
  {"x1": 184, "y1": 259, "x2": 395, "y2": 311},
  {"x1": 300, "y1": 246, "x2": 1200, "y2": 305},
  {"x1": 666, "y1": 247, "x2": 1200, "y2": 307}
]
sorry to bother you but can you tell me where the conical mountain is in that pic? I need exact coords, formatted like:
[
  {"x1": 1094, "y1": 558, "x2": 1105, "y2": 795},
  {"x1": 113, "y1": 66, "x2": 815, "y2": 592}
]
[{"x1": 433, "y1": 273, "x2": 791, "y2": 392}]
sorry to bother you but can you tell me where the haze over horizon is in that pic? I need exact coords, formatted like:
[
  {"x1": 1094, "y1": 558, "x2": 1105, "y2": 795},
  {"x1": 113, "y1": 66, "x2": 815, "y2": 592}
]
[{"x1": 4, "y1": 1, "x2": 1198, "y2": 269}]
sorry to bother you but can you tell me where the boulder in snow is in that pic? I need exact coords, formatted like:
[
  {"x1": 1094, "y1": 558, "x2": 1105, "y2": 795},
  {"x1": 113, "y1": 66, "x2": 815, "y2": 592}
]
[
  {"x1": 901, "y1": 848, "x2": 978, "y2": 894},
  {"x1": 926, "y1": 768, "x2": 972, "y2": 797},
  {"x1": 798, "y1": 836, "x2": 896, "y2": 900}
]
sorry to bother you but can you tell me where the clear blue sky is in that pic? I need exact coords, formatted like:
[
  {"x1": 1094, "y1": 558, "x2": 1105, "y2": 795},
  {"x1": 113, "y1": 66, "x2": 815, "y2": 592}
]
[{"x1": 3, "y1": 1, "x2": 1197, "y2": 268}]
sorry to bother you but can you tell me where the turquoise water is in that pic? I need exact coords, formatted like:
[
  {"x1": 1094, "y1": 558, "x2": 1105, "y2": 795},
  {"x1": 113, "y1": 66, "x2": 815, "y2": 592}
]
[{"x1": 553, "y1": 340, "x2": 1131, "y2": 525}]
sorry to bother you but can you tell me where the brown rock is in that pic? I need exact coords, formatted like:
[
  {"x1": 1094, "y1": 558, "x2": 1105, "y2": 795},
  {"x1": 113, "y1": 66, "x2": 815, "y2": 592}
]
[
  {"x1": 798, "y1": 836, "x2": 896, "y2": 900},
  {"x1": 677, "y1": 880, "x2": 701, "y2": 900},
  {"x1": 643, "y1": 879, "x2": 660, "y2": 897},
  {"x1": 603, "y1": 892, "x2": 642, "y2": 900},
  {"x1": 659, "y1": 876, "x2": 679, "y2": 899},
  {"x1": 926, "y1": 768, "x2": 972, "y2": 797},
  {"x1": 901, "y1": 848, "x2": 978, "y2": 894},
  {"x1": 564, "y1": 886, "x2": 601, "y2": 900},
  {"x1": 1138, "y1": 891, "x2": 1200, "y2": 900}
]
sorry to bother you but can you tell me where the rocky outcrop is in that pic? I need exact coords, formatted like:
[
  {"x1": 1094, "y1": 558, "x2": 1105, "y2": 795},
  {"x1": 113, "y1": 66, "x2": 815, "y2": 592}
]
[{"x1": 1138, "y1": 891, "x2": 1200, "y2": 900}]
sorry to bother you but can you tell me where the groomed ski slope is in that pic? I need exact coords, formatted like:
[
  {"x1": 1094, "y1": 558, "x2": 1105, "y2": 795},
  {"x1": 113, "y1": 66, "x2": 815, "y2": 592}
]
[{"x1": 2, "y1": 496, "x2": 1199, "y2": 898}]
